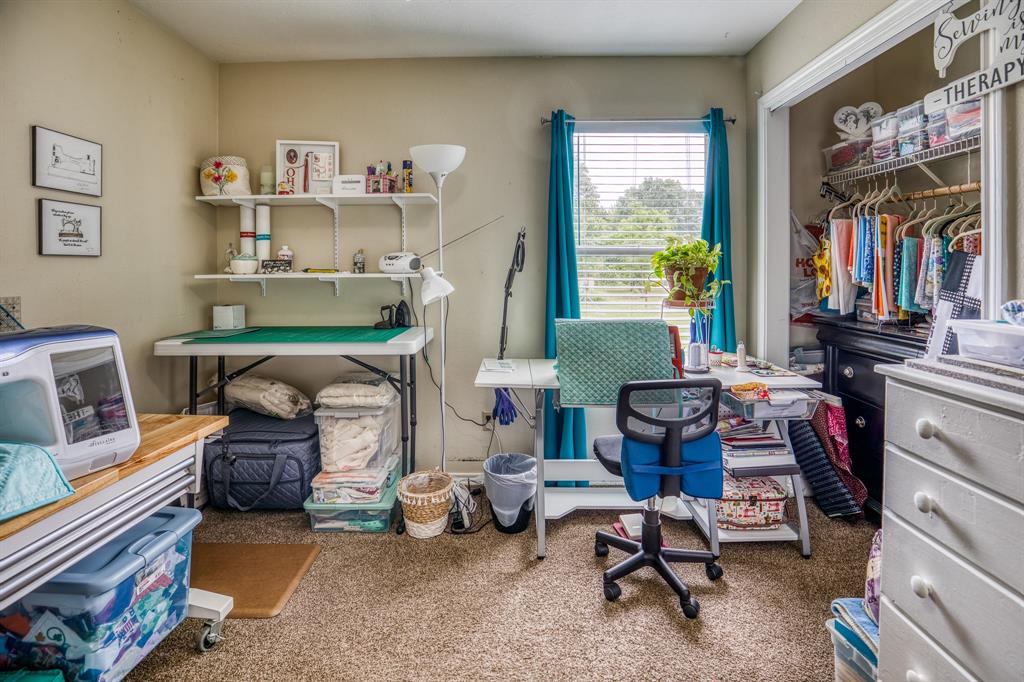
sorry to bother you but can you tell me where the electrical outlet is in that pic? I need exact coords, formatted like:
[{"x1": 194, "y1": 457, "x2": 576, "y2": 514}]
[
  {"x1": 481, "y1": 411, "x2": 494, "y2": 430},
  {"x1": 0, "y1": 297, "x2": 22, "y2": 332}
]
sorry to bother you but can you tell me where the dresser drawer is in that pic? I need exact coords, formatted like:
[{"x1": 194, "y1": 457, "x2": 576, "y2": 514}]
[
  {"x1": 878, "y1": 596, "x2": 979, "y2": 682},
  {"x1": 835, "y1": 349, "x2": 886, "y2": 406},
  {"x1": 881, "y1": 511, "x2": 1024, "y2": 681},
  {"x1": 841, "y1": 394, "x2": 885, "y2": 503},
  {"x1": 885, "y1": 446, "x2": 1024, "y2": 594},
  {"x1": 885, "y1": 382, "x2": 1024, "y2": 503}
]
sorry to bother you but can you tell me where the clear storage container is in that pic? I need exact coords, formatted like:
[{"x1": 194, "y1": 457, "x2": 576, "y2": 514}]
[
  {"x1": 720, "y1": 389, "x2": 818, "y2": 420},
  {"x1": 311, "y1": 454, "x2": 400, "y2": 504},
  {"x1": 947, "y1": 99, "x2": 981, "y2": 140},
  {"x1": 0, "y1": 507, "x2": 200, "y2": 682},
  {"x1": 897, "y1": 129, "x2": 929, "y2": 157},
  {"x1": 303, "y1": 473, "x2": 399, "y2": 532},
  {"x1": 869, "y1": 112, "x2": 898, "y2": 142},
  {"x1": 826, "y1": 619, "x2": 878, "y2": 681},
  {"x1": 822, "y1": 138, "x2": 871, "y2": 172},
  {"x1": 948, "y1": 320, "x2": 1024, "y2": 368},
  {"x1": 896, "y1": 100, "x2": 927, "y2": 135},
  {"x1": 870, "y1": 138, "x2": 898, "y2": 163},
  {"x1": 315, "y1": 397, "x2": 399, "y2": 473},
  {"x1": 926, "y1": 119, "x2": 949, "y2": 147}
]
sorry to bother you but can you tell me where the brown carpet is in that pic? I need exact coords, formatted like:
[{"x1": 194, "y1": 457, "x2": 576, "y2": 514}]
[
  {"x1": 130, "y1": 505, "x2": 875, "y2": 681},
  {"x1": 190, "y1": 543, "x2": 320, "y2": 618}
]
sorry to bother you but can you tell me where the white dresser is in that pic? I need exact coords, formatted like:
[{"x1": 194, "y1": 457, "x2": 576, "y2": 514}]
[{"x1": 874, "y1": 364, "x2": 1024, "y2": 682}]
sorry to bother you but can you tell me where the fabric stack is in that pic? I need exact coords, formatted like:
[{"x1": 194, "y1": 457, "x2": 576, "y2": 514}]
[{"x1": 826, "y1": 529, "x2": 883, "y2": 682}]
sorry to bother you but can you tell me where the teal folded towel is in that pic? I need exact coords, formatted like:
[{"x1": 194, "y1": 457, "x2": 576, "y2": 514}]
[
  {"x1": 0, "y1": 442, "x2": 74, "y2": 522},
  {"x1": 831, "y1": 597, "x2": 879, "y2": 663}
]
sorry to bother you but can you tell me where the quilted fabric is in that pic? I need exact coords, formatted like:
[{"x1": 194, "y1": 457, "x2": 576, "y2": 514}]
[
  {"x1": 554, "y1": 319, "x2": 674, "y2": 406},
  {"x1": 788, "y1": 419, "x2": 862, "y2": 517}
]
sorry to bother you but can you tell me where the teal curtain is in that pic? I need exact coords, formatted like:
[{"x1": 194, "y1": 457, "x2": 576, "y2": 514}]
[
  {"x1": 701, "y1": 108, "x2": 737, "y2": 352},
  {"x1": 544, "y1": 109, "x2": 587, "y2": 486}
]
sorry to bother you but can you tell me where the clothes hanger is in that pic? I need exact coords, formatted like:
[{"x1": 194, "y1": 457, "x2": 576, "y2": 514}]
[{"x1": 948, "y1": 226, "x2": 982, "y2": 252}]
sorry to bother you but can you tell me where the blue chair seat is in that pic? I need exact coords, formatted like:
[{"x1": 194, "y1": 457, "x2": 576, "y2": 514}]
[{"x1": 592, "y1": 435, "x2": 623, "y2": 477}]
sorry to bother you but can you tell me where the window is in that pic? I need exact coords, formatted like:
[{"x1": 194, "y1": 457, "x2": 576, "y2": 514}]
[{"x1": 572, "y1": 123, "x2": 706, "y2": 332}]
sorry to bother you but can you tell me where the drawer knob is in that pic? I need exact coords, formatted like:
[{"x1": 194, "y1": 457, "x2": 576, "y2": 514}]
[
  {"x1": 854, "y1": 416, "x2": 866, "y2": 428},
  {"x1": 915, "y1": 418, "x2": 937, "y2": 439},
  {"x1": 910, "y1": 574, "x2": 932, "y2": 598},
  {"x1": 906, "y1": 671, "x2": 926, "y2": 682},
  {"x1": 842, "y1": 366, "x2": 855, "y2": 378},
  {"x1": 913, "y1": 492, "x2": 934, "y2": 514}
]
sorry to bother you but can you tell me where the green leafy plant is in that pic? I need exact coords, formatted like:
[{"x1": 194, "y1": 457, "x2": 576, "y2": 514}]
[{"x1": 648, "y1": 236, "x2": 729, "y2": 310}]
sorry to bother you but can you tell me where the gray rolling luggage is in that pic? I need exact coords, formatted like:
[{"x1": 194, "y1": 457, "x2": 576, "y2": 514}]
[{"x1": 205, "y1": 408, "x2": 321, "y2": 511}]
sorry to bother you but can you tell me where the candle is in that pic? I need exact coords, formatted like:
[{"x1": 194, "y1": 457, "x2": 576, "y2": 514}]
[{"x1": 259, "y1": 165, "x2": 274, "y2": 195}]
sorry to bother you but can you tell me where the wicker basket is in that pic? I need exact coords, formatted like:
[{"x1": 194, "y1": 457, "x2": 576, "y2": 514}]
[{"x1": 397, "y1": 470, "x2": 454, "y2": 539}]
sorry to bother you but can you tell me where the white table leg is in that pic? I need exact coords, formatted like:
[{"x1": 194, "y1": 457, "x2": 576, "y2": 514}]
[
  {"x1": 791, "y1": 472, "x2": 812, "y2": 558},
  {"x1": 707, "y1": 499, "x2": 720, "y2": 557},
  {"x1": 534, "y1": 388, "x2": 546, "y2": 559}
]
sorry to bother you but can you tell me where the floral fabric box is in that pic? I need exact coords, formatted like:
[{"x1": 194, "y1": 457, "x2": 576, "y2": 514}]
[{"x1": 717, "y1": 474, "x2": 788, "y2": 529}]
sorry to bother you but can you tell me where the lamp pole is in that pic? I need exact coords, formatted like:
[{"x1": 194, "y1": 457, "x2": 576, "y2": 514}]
[{"x1": 432, "y1": 170, "x2": 448, "y2": 471}]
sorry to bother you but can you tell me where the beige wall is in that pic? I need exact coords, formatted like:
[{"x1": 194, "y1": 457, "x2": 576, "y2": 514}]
[
  {"x1": 214, "y1": 57, "x2": 747, "y2": 470},
  {"x1": 0, "y1": 0, "x2": 219, "y2": 411}
]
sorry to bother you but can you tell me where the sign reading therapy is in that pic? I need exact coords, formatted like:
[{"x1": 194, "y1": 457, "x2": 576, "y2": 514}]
[{"x1": 926, "y1": 0, "x2": 1024, "y2": 113}]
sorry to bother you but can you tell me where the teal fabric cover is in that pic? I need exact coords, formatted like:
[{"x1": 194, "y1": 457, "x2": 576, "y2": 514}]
[
  {"x1": 544, "y1": 109, "x2": 588, "y2": 485},
  {"x1": 0, "y1": 442, "x2": 74, "y2": 522},
  {"x1": 701, "y1": 108, "x2": 737, "y2": 352},
  {"x1": 554, "y1": 319, "x2": 674, "y2": 406},
  {"x1": 620, "y1": 433, "x2": 723, "y2": 502}
]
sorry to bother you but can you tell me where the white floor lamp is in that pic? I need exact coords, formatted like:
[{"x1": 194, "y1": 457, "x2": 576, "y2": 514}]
[{"x1": 410, "y1": 144, "x2": 465, "y2": 471}]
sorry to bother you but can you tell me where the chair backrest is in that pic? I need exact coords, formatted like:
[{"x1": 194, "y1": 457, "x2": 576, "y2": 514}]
[
  {"x1": 616, "y1": 379, "x2": 722, "y2": 498},
  {"x1": 554, "y1": 319, "x2": 675, "y2": 406}
]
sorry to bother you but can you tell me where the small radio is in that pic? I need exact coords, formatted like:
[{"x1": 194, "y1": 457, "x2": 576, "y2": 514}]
[{"x1": 378, "y1": 252, "x2": 421, "y2": 274}]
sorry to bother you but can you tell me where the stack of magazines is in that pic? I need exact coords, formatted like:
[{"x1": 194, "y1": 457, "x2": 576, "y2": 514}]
[{"x1": 717, "y1": 418, "x2": 788, "y2": 460}]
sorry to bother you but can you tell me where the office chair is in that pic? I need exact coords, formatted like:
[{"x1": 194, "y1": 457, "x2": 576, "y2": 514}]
[{"x1": 593, "y1": 378, "x2": 724, "y2": 619}]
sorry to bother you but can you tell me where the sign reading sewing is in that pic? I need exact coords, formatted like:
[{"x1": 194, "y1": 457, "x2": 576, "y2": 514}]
[{"x1": 926, "y1": 0, "x2": 1024, "y2": 114}]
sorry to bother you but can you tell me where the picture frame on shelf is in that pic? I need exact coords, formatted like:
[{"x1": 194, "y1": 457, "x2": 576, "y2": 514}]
[
  {"x1": 275, "y1": 140, "x2": 338, "y2": 195},
  {"x1": 38, "y1": 198, "x2": 101, "y2": 256},
  {"x1": 32, "y1": 126, "x2": 103, "y2": 197}
]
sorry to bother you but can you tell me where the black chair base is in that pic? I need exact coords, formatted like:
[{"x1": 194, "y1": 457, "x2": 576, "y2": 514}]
[{"x1": 595, "y1": 506, "x2": 723, "y2": 619}]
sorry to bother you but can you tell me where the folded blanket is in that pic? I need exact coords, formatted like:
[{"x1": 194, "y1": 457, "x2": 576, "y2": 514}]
[
  {"x1": 831, "y1": 597, "x2": 879, "y2": 661},
  {"x1": 319, "y1": 415, "x2": 383, "y2": 471},
  {"x1": 212, "y1": 373, "x2": 311, "y2": 420},
  {"x1": 317, "y1": 373, "x2": 397, "y2": 408}
]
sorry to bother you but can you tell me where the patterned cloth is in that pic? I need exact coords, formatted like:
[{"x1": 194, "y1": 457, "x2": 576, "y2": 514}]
[
  {"x1": 926, "y1": 250, "x2": 982, "y2": 359},
  {"x1": 788, "y1": 419, "x2": 861, "y2": 517},
  {"x1": 810, "y1": 402, "x2": 868, "y2": 509},
  {"x1": 813, "y1": 238, "x2": 832, "y2": 300}
]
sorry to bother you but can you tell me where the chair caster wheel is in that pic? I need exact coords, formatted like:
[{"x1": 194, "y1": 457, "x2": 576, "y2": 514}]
[
  {"x1": 595, "y1": 541, "x2": 609, "y2": 557},
  {"x1": 603, "y1": 582, "x2": 621, "y2": 602},
  {"x1": 705, "y1": 563, "x2": 724, "y2": 581},
  {"x1": 681, "y1": 597, "x2": 700, "y2": 619}
]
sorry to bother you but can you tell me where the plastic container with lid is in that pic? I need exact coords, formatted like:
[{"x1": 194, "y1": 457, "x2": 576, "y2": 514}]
[
  {"x1": 869, "y1": 112, "x2": 898, "y2": 142},
  {"x1": 948, "y1": 320, "x2": 1024, "y2": 368},
  {"x1": 870, "y1": 138, "x2": 898, "y2": 163},
  {"x1": 315, "y1": 396, "x2": 399, "y2": 473},
  {"x1": 897, "y1": 100, "x2": 927, "y2": 135},
  {"x1": 717, "y1": 474, "x2": 788, "y2": 529},
  {"x1": 926, "y1": 119, "x2": 950, "y2": 147},
  {"x1": 822, "y1": 138, "x2": 871, "y2": 172},
  {"x1": 303, "y1": 472, "x2": 399, "y2": 532},
  {"x1": 311, "y1": 454, "x2": 400, "y2": 504},
  {"x1": 826, "y1": 619, "x2": 878, "y2": 682},
  {"x1": 0, "y1": 507, "x2": 200, "y2": 681},
  {"x1": 898, "y1": 129, "x2": 929, "y2": 157},
  {"x1": 947, "y1": 99, "x2": 981, "y2": 140}
]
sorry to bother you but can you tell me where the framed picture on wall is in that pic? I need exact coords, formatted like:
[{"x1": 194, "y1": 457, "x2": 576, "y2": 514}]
[
  {"x1": 275, "y1": 139, "x2": 338, "y2": 195},
  {"x1": 33, "y1": 126, "x2": 103, "y2": 197},
  {"x1": 38, "y1": 198, "x2": 102, "y2": 256}
]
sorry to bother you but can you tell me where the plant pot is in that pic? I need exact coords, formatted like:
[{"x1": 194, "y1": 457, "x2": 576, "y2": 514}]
[{"x1": 664, "y1": 265, "x2": 709, "y2": 303}]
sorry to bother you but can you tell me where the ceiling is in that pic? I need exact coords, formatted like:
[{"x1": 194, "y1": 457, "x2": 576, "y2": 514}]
[{"x1": 131, "y1": 0, "x2": 800, "y2": 63}]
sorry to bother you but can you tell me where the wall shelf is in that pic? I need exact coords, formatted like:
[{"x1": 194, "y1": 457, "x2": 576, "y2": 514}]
[
  {"x1": 823, "y1": 134, "x2": 980, "y2": 185},
  {"x1": 194, "y1": 272, "x2": 420, "y2": 297},
  {"x1": 195, "y1": 193, "x2": 437, "y2": 209}
]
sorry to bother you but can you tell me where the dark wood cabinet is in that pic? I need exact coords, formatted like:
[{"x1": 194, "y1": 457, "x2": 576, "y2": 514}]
[{"x1": 815, "y1": 317, "x2": 926, "y2": 517}]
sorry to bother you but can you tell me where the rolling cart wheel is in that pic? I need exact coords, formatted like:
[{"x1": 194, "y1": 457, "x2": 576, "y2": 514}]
[
  {"x1": 603, "y1": 581, "x2": 621, "y2": 602},
  {"x1": 681, "y1": 597, "x2": 700, "y2": 619},
  {"x1": 594, "y1": 541, "x2": 609, "y2": 557},
  {"x1": 396, "y1": 519, "x2": 405, "y2": 535},
  {"x1": 196, "y1": 623, "x2": 220, "y2": 652},
  {"x1": 705, "y1": 563, "x2": 724, "y2": 581}
]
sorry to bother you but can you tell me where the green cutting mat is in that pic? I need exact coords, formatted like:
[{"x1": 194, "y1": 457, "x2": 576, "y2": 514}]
[
  {"x1": 182, "y1": 326, "x2": 407, "y2": 344},
  {"x1": 167, "y1": 328, "x2": 260, "y2": 340}
]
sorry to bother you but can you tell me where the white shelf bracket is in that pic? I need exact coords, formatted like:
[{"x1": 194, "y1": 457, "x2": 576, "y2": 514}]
[
  {"x1": 230, "y1": 197, "x2": 256, "y2": 209},
  {"x1": 229, "y1": 276, "x2": 266, "y2": 296},
  {"x1": 314, "y1": 196, "x2": 336, "y2": 211},
  {"x1": 914, "y1": 161, "x2": 945, "y2": 187},
  {"x1": 318, "y1": 276, "x2": 342, "y2": 297}
]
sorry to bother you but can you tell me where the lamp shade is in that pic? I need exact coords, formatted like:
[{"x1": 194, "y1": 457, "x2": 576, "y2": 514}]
[
  {"x1": 409, "y1": 145, "x2": 466, "y2": 174},
  {"x1": 420, "y1": 267, "x2": 454, "y2": 305}
]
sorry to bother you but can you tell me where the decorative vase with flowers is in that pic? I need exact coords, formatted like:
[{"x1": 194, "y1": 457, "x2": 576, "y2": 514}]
[
  {"x1": 200, "y1": 156, "x2": 251, "y2": 196},
  {"x1": 648, "y1": 237, "x2": 729, "y2": 312}
]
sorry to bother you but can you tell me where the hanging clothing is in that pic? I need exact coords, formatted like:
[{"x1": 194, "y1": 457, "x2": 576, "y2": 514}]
[
  {"x1": 925, "y1": 250, "x2": 982, "y2": 359},
  {"x1": 898, "y1": 237, "x2": 927, "y2": 313},
  {"x1": 813, "y1": 238, "x2": 832, "y2": 300},
  {"x1": 828, "y1": 219, "x2": 858, "y2": 314}
]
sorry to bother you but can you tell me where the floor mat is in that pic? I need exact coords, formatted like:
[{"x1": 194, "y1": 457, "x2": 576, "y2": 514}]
[{"x1": 190, "y1": 543, "x2": 320, "y2": 618}]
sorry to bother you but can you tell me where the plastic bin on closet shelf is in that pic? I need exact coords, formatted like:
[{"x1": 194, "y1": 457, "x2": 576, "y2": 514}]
[
  {"x1": 822, "y1": 138, "x2": 871, "y2": 172},
  {"x1": 869, "y1": 112, "x2": 898, "y2": 142},
  {"x1": 314, "y1": 396, "x2": 399, "y2": 473},
  {"x1": 896, "y1": 100, "x2": 927, "y2": 136},
  {"x1": 0, "y1": 507, "x2": 201, "y2": 682},
  {"x1": 947, "y1": 99, "x2": 981, "y2": 140},
  {"x1": 303, "y1": 465, "x2": 400, "y2": 532}
]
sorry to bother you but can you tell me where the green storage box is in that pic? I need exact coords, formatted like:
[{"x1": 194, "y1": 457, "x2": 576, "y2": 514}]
[{"x1": 303, "y1": 471, "x2": 399, "y2": 533}]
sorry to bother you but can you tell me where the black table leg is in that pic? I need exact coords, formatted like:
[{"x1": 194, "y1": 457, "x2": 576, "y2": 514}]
[
  {"x1": 188, "y1": 356, "x2": 198, "y2": 415},
  {"x1": 409, "y1": 353, "x2": 417, "y2": 472},
  {"x1": 217, "y1": 356, "x2": 226, "y2": 415},
  {"x1": 399, "y1": 355, "x2": 409, "y2": 476}
]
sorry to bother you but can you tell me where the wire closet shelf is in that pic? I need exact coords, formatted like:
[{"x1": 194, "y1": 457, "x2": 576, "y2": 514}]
[{"x1": 823, "y1": 134, "x2": 980, "y2": 184}]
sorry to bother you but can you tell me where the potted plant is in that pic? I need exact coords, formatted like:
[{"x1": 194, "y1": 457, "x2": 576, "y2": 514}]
[{"x1": 649, "y1": 237, "x2": 726, "y2": 308}]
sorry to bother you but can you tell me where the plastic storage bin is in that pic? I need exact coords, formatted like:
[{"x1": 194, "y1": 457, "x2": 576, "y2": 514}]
[
  {"x1": 926, "y1": 119, "x2": 949, "y2": 147},
  {"x1": 0, "y1": 507, "x2": 200, "y2": 682},
  {"x1": 947, "y1": 99, "x2": 981, "y2": 140},
  {"x1": 897, "y1": 129, "x2": 928, "y2": 157},
  {"x1": 822, "y1": 138, "x2": 871, "y2": 172},
  {"x1": 311, "y1": 454, "x2": 399, "y2": 504},
  {"x1": 869, "y1": 112, "x2": 898, "y2": 142},
  {"x1": 870, "y1": 138, "x2": 898, "y2": 163},
  {"x1": 721, "y1": 389, "x2": 818, "y2": 420},
  {"x1": 303, "y1": 469, "x2": 399, "y2": 532},
  {"x1": 896, "y1": 100, "x2": 927, "y2": 135},
  {"x1": 948, "y1": 320, "x2": 1024, "y2": 368},
  {"x1": 315, "y1": 397, "x2": 399, "y2": 473},
  {"x1": 826, "y1": 619, "x2": 878, "y2": 681}
]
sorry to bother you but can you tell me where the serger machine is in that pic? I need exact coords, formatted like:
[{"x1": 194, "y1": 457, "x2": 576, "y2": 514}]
[{"x1": 0, "y1": 325, "x2": 139, "y2": 479}]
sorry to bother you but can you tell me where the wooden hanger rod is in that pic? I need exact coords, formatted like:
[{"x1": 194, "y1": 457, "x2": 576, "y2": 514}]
[{"x1": 895, "y1": 181, "x2": 981, "y2": 202}]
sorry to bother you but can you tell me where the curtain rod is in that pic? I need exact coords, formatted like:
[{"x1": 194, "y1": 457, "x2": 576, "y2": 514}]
[
  {"x1": 540, "y1": 115, "x2": 736, "y2": 126},
  {"x1": 895, "y1": 181, "x2": 981, "y2": 202}
]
